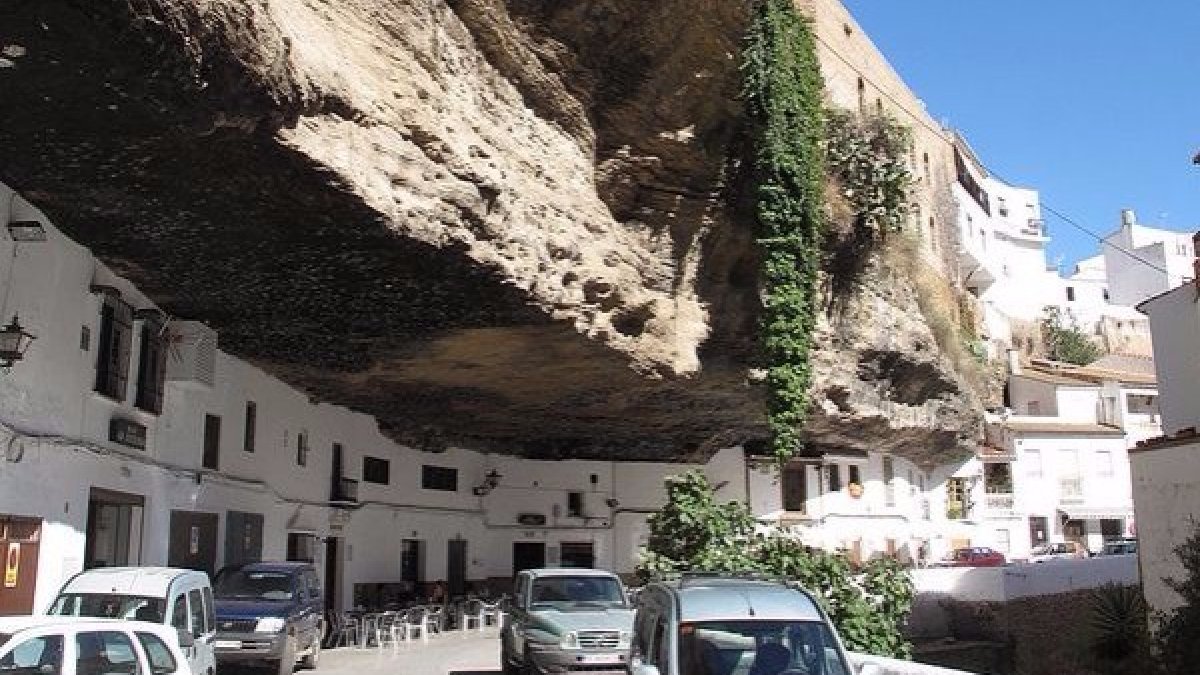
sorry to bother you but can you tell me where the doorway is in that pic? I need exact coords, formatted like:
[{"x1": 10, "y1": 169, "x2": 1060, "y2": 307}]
[
  {"x1": 85, "y1": 488, "x2": 144, "y2": 569},
  {"x1": 512, "y1": 542, "x2": 545, "y2": 575},
  {"x1": 224, "y1": 511, "x2": 263, "y2": 567},
  {"x1": 167, "y1": 510, "x2": 218, "y2": 576},
  {"x1": 324, "y1": 537, "x2": 340, "y2": 612},
  {"x1": 1029, "y1": 516, "x2": 1048, "y2": 546},
  {"x1": 559, "y1": 542, "x2": 595, "y2": 569},
  {"x1": 447, "y1": 540, "x2": 467, "y2": 597},
  {"x1": 0, "y1": 516, "x2": 41, "y2": 615},
  {"x1": 1064, "y1": 519, "x2": 1086, "y2": 546}
]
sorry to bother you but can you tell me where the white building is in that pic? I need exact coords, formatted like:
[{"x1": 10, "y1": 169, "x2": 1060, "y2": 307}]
[
  {"x1": 1104, "y1": 210, "x2": 1196, "y2": 307},
  {"x1": 1133, "y1": 279, "x2": 1200, "y2": 614}
]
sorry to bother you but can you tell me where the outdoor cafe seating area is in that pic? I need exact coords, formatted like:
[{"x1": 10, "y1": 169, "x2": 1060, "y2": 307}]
[{"x1": 325, "y1": 583, "x2": 506, "y2": 650}]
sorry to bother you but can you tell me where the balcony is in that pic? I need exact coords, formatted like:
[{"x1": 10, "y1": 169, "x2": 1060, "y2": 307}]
[
  {"x1": 984, "y1": 493, "x2": 1014, "y2": 515},
  {"x1": 1059, "y1": 476, "x2": 1084, "y2": 505},
  {"x1": 331, "y1": 477, "x2": 359, "y2": 504}
]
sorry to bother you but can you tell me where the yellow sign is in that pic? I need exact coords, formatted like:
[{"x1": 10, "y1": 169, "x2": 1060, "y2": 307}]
[{"x1": 4, "y1": 542, "x2": 18, "y2": 588}]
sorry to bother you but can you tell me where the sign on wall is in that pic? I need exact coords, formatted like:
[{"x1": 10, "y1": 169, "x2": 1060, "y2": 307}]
[
  {"x1": 109, "y1": 418, "x2": 148, "y2": 449},
  {"x1": 4, "y1": 542, "x2": 19, "y2": 588}
]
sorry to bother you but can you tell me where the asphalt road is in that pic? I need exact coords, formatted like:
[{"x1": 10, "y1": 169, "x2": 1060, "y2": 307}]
[{"x1": 221, "y1": 627, "x2": 503, "y2": 675}]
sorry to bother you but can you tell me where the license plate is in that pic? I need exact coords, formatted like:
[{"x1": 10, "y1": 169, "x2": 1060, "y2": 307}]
[
  {"x1": 578, "y1": 654, "x2": 618, "y2": 665},
  {"x1": 214, "y1": 640, "x2": 242, "y2": 649}
]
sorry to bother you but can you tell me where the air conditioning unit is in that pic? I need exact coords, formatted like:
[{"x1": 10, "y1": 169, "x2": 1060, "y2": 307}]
[{"x1": 165, "y1": 321, "x2": 217, "y2": 387}]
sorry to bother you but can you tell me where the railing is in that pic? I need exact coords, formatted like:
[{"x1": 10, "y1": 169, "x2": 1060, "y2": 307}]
[
  {"x1": 1020, "y1": 218, "x2": 1045, "y2": 236},
  {"x1": 985, "y1": 493, "x2": 1014, "y2": 513},
  {"x1": 1059, "y1": 476, "x2": 1084, "y2": 504},
  {"x1": 848, "y1": 652, "x2": 976, "y2": 675}
]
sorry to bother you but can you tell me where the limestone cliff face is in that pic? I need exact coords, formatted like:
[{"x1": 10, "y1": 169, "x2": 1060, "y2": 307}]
[{"x1": 0, "y1": 0, "x2": 980, "y2": 463}]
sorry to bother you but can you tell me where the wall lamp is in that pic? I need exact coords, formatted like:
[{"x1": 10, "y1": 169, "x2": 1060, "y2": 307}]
[
  {"x1": 472, "y1": 469, "x2": 503, "y2": 496},
  {"x1": 0, "y1": 315, "x2": 34, "y2": 367}
]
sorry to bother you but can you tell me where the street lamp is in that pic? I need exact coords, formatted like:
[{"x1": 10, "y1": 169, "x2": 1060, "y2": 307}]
[
  {"x1": 472, "y1": 469, "x2": 503, "y2": 496},
  {"x1": 0, "y1": 315, "x2": 35, "y2": 367}
]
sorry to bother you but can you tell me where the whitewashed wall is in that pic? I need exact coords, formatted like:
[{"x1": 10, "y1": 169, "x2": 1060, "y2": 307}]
[
  {"x1": 911, "y1": 554, "x2": 1138, "y2": 603},
  {"x1": 1130, "y1": 440, "x2": 1200, "y2": 614}
]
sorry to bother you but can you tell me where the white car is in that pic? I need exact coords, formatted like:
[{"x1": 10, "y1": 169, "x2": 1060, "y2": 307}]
[
  {"x1": 0, "y1": 616, "x2": 193, "y2": 675},
  {"x1": 1028, "y1": 541, "x2": 1089, "y2": 563}
]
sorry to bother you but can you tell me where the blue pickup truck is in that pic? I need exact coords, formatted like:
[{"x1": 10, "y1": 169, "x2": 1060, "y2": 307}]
[{"x1": 212, "y1": 562, "x2": 324, "y2": 674}]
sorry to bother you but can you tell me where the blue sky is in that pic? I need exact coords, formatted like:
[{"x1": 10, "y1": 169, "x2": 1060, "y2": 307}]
[{"x1": 841, "y1": 1, "x2": 1200, "y2": 269}]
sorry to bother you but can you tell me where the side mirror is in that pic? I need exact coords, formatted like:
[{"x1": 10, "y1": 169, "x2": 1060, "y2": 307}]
[
  {"x1": 631, "y1": 666, "x2": 661, "y2": 675},
  {"x1": 176, "y1": 629, "x2": 195, "y2": 649},
  {"x1": 858, "y1": 664, "x2": 884, "y2": 675}
]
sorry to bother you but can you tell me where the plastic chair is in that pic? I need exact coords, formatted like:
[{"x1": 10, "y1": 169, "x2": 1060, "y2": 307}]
[
  {"x1": 335, "y1": 614, "x2": 360, "y2": 648},
  {"x1": 374, "y1": 612, "x2": 398, "y2": 650},
  {"x1": 397, "y1": 607, "x2": 426, "y2": 643},
  {"x1": 424, "y1": 605, "x2": 445, "y2": 635},
  {"x1": 480, "y1": 600, "x2": 502, "y2": 628},
  {"x1": 461, "y1": 599, "x2": 484, "y2": 631}
]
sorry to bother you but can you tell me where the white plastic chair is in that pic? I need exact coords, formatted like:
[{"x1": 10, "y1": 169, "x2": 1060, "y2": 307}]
[{"x1": 461, "y1": 599, "x2": 483, "y2": 631}]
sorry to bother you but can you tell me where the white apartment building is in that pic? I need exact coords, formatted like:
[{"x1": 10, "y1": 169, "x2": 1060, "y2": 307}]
[
  {"x1": 1133, "y1": 279, "x2": 1200, "y2": 614},
  {"x1": 1104, "y1": 210, "x2": 1196, "y2": 307}
]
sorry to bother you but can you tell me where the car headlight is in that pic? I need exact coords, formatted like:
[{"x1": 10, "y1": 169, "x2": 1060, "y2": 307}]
[
  {"x1": 254, "y1": 617, "x2": 286, "y2": 633},
  {"x1": 560, "y1": 631, "x2": 580, "y2": 649},
  {"x1": 618, "y1": 630, "x2": 633, "y2": 649}
]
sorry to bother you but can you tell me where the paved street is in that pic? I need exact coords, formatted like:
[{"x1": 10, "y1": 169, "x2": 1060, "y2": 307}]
[{"x1": 225, "y1": 629, "x2": 503, "y2": 675}]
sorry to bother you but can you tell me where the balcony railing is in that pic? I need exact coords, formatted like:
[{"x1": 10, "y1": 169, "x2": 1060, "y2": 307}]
[
  {"x1": 985, "y1": 493, "x2": 1014, "y2": 513},
  {"x1": 1021, "y1": 218, "x2": 1045, "y2": 236},
  {"x1": 1059, "y1": 477, "x2": 1084, "y2": 505},
  {"x1": 332, "y1": 477, "x2": 359, "y2": 503}
]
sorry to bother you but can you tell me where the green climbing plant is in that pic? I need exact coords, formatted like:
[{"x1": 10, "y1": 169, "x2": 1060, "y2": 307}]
[
  {"x1": 636, "y1": 471, "x2": 915, "y2": 658},
  {"x1": 742, "y1": 0, "x2": 826, "y2": 461}
]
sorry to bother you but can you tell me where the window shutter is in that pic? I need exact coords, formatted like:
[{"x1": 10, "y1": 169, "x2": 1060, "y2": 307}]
[{"x1": 152, "y1": 331, "x2": 167, "y2": 412}]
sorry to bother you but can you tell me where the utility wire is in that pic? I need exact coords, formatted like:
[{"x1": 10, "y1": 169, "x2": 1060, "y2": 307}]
[{"x1": 811, "y1": 33, "x2": 1174, "y2": 277}]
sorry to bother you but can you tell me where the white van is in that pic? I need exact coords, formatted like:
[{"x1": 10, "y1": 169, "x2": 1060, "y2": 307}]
[{"x1": 46, "y1": 567, "x2": 216, "y2": 675}]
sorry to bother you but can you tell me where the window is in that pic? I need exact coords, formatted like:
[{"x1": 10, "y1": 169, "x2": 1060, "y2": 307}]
[
  {"x1": 202, "y1": 414, "x2": 220, "y2": 470},
  {"x1": 1096, "y1": 450, "x2": 1114, "y2": 477},
  {"x1": 1025, "y1": 449, "x2": 1043, "y2": 478},
  {"x1": 856, "y1": 78, "x2": 865, "y2": 112},
  {"x1": 296, "y1": 431, "x2": 308, "y2": 467},
  {"x1": 567, "y1": 491, "x2": 584, "y2": 518},
  {"x1": 928, "y1": 217, "x2": 938, "y2": 251},
  {"x1": 1066, "y1": 286, "x2": 1076, "y2": 302},
  {"x1": 135, "y1": 632, "x2": 177, "y2": 675},
  {"x1": 1103, "y1": 288, "x2": 1110, "y2": 301},
  {"x1": 883, "y1": 455, "x2": 896, "y2": 507},
  {"x1": 848, "y1": 464, "x2": 861, "y2": 487},
  {"x1": 363, "y1": 456, "x2": 390, "y2": 485},
  {"x1": 243, "y1": 402, "x2": 256, "y2": 453},
  {"x1": 169, "y1": 596, "x2": 187, "y2": 632},
  {"x1": 997, "y1": 197, "x2": 1008, "y2": 217},
  {"x1": 286, "y1": 533, "x2": 317, "y2": 563},
  {"x1": 0, "y1": 634, "x2": 63, "y2": 675},
  {"x1": 75, "y1": 631, "x2": 138, "y2": 675},
  {"x1": 782, "y1": 465, "x2": 806, "y2": 513},
  {"x1": 188, "y1": 589, "x2": 204, "y2": 638},
  {"x1": 401, "y1": 539, "x2": 423, "y2": 583},
  {"x1": 827, "y1": 464, "x2": 842, "y2": 492},
  {"x1": 134, "y1": 318, "x2": 167, "y2": 413},
  {"x1": 946, "y1": 478, "x2": 967, "y2": 519},
  {"x1": 95, "y1": 297, "x2": 133, "y2": 400},
  {"x1": 995, "y1": 529, "x2": 1011, "y2": 553},
  {"x1": 922, "y1": 153, "x2": 930, "y2": 183},
  {"x1": 421, "y1": 465, "x2": 457, "y2": 491}
]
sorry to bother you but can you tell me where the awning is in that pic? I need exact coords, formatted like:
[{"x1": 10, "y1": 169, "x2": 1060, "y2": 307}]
[{"x1": 1058, "y1": 505, "x2": 1133, "y2": 521}]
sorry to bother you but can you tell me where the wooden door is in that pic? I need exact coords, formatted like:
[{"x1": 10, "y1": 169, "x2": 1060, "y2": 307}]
[
  {"x1": 447, "y1": 539, "x2": 467, "y2": 597},
  {"x1": 0, "y1": 516, "x2": 41, "y2": 615},
  {"x1": 168, "y1": 511, "x2": 219, "y2": 576}
]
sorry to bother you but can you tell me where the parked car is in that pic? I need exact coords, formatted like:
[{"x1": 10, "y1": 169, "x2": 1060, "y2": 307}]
[
  {"x1": 1101, "y1": 539, "x2": 1138, "y2": 556},
  {"x1": 0, "y1": 616, "x2": 193, "y2": 675},
  {"x1": 211, "y1": 562, "x2": 323, "y2": 674},
  {"x1": 629, "y1": 575, "x2": 854, "y2": 675},
  {"x1": 500, "y1": 568, "x2": 634, "y2": 675},
  {"x1": 935, "y1": 547, "x2": 1007, "y2": 567},
  {"x1": 47, "y1": 566, "x2": 216, "y2": 675},
  {"x1": 1029, "y1": 541, "x2": 1089, "y2": 563}
]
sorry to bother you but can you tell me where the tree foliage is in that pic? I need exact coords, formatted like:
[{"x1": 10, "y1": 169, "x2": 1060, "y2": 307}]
[
  {"x1": 1156, "y1": 520, "x2": 1200, "y2": 674},
  {"x1": 636, "y1": 471, "x2": 915, "y2": 658},
  {"x1": 1041, "y1": 306, "x2": 1101, "y2": 365},
  {"x1": 742, "y1": 0, "x2": 826, "y2": 461}
]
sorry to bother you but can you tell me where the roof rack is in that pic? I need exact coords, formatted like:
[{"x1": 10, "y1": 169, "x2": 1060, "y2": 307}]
[{"x1": 677, "y1": 571, "x2": 781, "y2": 586}]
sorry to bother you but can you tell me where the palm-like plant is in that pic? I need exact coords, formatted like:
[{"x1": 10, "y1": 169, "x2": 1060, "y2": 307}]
[{"x1": 1088, "y1": 583, "x2": 1148, "y2": 662}]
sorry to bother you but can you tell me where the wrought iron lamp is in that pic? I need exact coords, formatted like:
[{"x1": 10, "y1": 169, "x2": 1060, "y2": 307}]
[
  {"x1": 0, "y1": 315, "x2": 35, "y2": 367},
  {"x1": 472, "y1": 469, "x2": 503, "y2": 496}
]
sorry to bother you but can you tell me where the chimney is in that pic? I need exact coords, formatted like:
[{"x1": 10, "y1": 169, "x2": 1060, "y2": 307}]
[
  {"x1": 1120, "y1": 209, "x2": 1136, "y2": 229},
  {"x1": 1006, "y1": 349, "x2": 1022, "y2": 376}
]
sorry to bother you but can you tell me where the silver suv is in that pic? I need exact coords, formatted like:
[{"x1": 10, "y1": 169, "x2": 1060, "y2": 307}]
[
  {"x1": 630, "y1": 576, "x2": 853, "y2": 675},
  {"x1": 501, "y1": 568, "x2": 634, "y2": 674}
]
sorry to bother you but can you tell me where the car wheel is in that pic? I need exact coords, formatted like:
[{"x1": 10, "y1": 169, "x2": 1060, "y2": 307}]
[
  {"x1": 300, "y1": 633, "x2": 321, "y2": 670},
  {"x1": 276, "y1": 636, "x2": 297, "y2": 675}
]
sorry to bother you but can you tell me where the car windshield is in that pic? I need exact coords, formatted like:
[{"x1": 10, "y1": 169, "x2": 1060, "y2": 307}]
[
  {"x1": 1031, "y1": 545, "x2": 1051, "y2": 555},
  {"x1": 49, "y1": 593, "x2": 166, "y2": 622},
  {"x1": 679, "y1": 620, "x2": 850, "y2": 675},
  {"x1": 214, "y1": 571, "x2": 295, "y2": 601},
  {"x1": 529, "y1": 576, "x2": 625, "y2": 608}
]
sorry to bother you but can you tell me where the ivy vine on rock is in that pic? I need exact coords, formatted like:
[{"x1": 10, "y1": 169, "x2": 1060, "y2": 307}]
[{"x1": 743, "y1": 0, "x2": 826, "y2": 462}]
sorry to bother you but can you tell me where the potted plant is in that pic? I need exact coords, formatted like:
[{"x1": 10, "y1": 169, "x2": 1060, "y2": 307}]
[{"x1": 847, "y1": 482, "x2": 864, "y2": 498}]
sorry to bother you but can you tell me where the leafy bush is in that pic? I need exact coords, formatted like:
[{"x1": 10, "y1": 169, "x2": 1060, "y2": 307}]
[
  {"x1": 1155, "y1": 520, "x2": 1200, "y2": 674},
  {"x1": 1041, "y1": 306, "x2": 1101, "y2": 365},
  {"x1": 636, "y1": 471, "x2": 914, "y2": 658}
]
